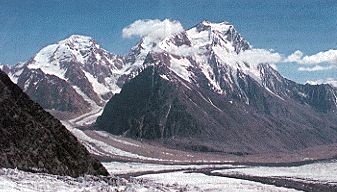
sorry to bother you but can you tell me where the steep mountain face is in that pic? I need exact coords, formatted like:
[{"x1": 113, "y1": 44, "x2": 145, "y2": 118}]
[
  {"x1": 5, "y1": 35, "x2": 126, "y2": 117},
  {"x1": 0, "y1": 69, "x2": 108, "y2": 177},
  {"x1": 96, "y1": 21, "x2": 337, "y2": 154},
  {"x1": 259, "y1": 64, "x2": 337, "y2": 113}
]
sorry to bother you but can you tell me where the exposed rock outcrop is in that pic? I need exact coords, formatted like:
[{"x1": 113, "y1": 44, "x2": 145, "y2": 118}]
[{"x1": 0, "y1": 70, "x2": 108, "y2": 177}]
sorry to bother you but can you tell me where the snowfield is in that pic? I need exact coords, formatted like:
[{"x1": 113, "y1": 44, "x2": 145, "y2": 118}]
[
  {"x1": 213, "y1": 160, "x2": 337, "y2": 184},
  {"x1": 0, "y1": 167, "x2": 300, "y2": 192},
  {"x1": 0, "y1": 168, "x2": 185, "y2": 192},
  {"x1": 1, "y1": 158, "x2": 337, "y2": 191},
  {"x1": 102, "y1": 161, "x2": 244, "y2": 175},
  {"x1": 0, "y1": 168, "x2": 123, "y2": 192},
  {"x1": 139, "y1": 171, "x2": 300, "y2": 192}
]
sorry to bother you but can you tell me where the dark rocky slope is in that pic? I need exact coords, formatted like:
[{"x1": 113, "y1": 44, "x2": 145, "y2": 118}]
[
  {"x1": 0, "y1": 70, "x2": 108, "y2": 177},
  {"x1": 16, "y1": 67, "x2": 90, "y2": 114}
]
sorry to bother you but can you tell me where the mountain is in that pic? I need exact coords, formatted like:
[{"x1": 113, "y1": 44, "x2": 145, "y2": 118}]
[
  {"x1": 96, "y1": 21, "x2": 337, "y2": 154},
  {"x1": 4, "y1": 35, "x2": 126, "y2": 117},
  {"x1": 0, "y1": 69, "x2": 108, "y2": 177},
  {"x1": 0, "y1": 64, "x2": 10, "y2": 74}
]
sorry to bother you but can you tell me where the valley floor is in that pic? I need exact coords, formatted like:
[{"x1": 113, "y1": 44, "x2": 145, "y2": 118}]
[
  {"x1": 1, "y1": 160, "x2": 336, "y2": 192},
  {"x1": 6, "y1": 111, "x2": 332, "y2": 191}
]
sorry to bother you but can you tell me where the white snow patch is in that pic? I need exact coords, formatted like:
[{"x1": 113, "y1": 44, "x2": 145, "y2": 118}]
[
  {"x1": 7, "y1": 69, "x2": 22, "y2": 84},
  {"x1": 28, "y1": 44, "x2": 68, "y2": 80},
  {"x1": 103, "y1": 162, "x2": 243, "y2": 175},
  {"x1": 200, "y1": 20, "x2": 232, "y2": 32},
  {"x1": 82, "y1": 70, "x2": 110, "y2": 95},
  {"x1": 199, "y1": 63, "x2": 223, "y2": 93},
  {"x1": 186, "y1": 28, "x2": 211, "y2": 48},
  {"x1": 169, "y1": 56, "x2": 192, "y2": 82},
  {"x1": 0, "y1": 168, "x2": 174, "y2": 192},
  {"x1": 139, "y1": 171, "x2": 300, "y2": 192},
  {"x1": 160, "y1": 74, "x2": 169, "y2": 80},
  {"x1": 103, "y1": 74, "x2": 123, "y2": 94}
]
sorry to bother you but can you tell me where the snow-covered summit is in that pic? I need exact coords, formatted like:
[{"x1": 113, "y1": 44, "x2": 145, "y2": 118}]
[
  {"x1": 5, "y1": 35, "x2": 126, "y2": 115},
  {"x1": 120, "y1": 21, "x2": 266, "y2": 95},
  {"x1": 27, "y1": 34, "x2": 122, "y2": 79},
  {"x1": 197, "y1": 20, "x2": 233, "y2": 32},
  {"x1": 59, "y1": 34, "x2": 94, "y2": 46},
  {"x1": 156, "y1": 20, "x2": 250, "y2": 55}
]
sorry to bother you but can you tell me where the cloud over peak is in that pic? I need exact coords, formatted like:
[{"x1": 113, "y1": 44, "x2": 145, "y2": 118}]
[
  {"x1": 237, "y1": 49, "x2": 283, "y2": 66},
  {"x1": 122, "y1": 19, "x2": 336, "y2": 74},
  {"x1": 122, "y1": 19, "x2": 184, "y2": 41}
]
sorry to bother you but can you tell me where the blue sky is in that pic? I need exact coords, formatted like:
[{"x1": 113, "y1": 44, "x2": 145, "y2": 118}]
[{"x1": 1, "y1": 0, "x2": 336, "y2": 84}]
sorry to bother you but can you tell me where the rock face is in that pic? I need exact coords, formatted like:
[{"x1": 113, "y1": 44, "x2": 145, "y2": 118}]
[
  {"x1": 96, "y1": 21, "x2": 337, "y2": 154},
  {"x1": 0, "y1": 70, "x2": 108, "y2": 177}
]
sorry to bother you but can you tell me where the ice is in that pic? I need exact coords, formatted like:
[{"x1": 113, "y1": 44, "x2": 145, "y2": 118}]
[
  {"x1": 28, "y1": 44, "x2": 68, "y2": 80},
  {"x1": 169, "y1": 56, "x2": 192, "y2": 82},
  {"x1": 0, "y1": 168, "x2": 174, "y2": 192},
  {"x1": 213, "y1": 160, "x2": 337, "y2": 183},
  {"x1": 61, "y1": 121, "x2": 161, "y2": 161},
  {"x1": 139, "y1": 171, "x2": 300, "y2": 192},
  {"x1": 82, "y1": 70, "x2": 111, "y2": 95},
  {"x1": 103, "y1": 161, "x2": 243, "y2": 175}
]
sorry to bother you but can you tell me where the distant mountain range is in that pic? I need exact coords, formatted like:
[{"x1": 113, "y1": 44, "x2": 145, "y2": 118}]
[{"x1": 2, "y1": 20, "x2": 337, "y2": 154}]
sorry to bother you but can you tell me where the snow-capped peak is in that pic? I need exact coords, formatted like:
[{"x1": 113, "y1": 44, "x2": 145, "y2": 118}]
[
  {"x1": 12, "y1": 34, "x2": 125, "y2": 112},
  {"x1": 58, "y1": 34, "x2": 98, "y2": 50},
  {"x1": 124, "y1": 20, "x2": 258, "y2": 94},
  {"x1": 63, "y1": 34, "x2": 92, "y2": 42},
  {"x1": 197, "y1": 20, "x2": 233, "y2": 33},
  {"x1": 25, "y1": 35, "x2": 121, "y2": 81},
  {"x1": 31, "y1": 35, "x2": 97, "y2": 66}
]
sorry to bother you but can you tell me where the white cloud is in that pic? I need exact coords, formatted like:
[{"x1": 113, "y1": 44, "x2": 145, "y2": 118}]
[
  {"x1": 298, "y1": 65, "x2": 336, "y2": 72},
  {"x1": 286, "y1": 49, "x2": 337, "y2": 65},
  {"x1": 306, "y1": 78, "x2": 337, "y2": 87},
  {"x1": 301, "y1": 49, "x2": 337, "y2": 65},
  {"x1": 122, "y1": 19, "x2": 337, "y2": 74},
  {"x1": 285, "y1": 50, "x2": 303, "y2": 63},
  {"x1": 122, "y1": 19, "x2": 184, "y2": 41},
  {"x1": 285, "y1": 49, "x2": 337, "y2": 72},
  {"x1": 237, "y1": 48, "x2": 283, "y2": 66}
]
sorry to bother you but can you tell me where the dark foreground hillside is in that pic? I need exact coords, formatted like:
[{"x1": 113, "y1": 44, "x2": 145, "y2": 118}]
[{"x1": 0, "y1": 69, "x2": 108, "y2": 177}]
